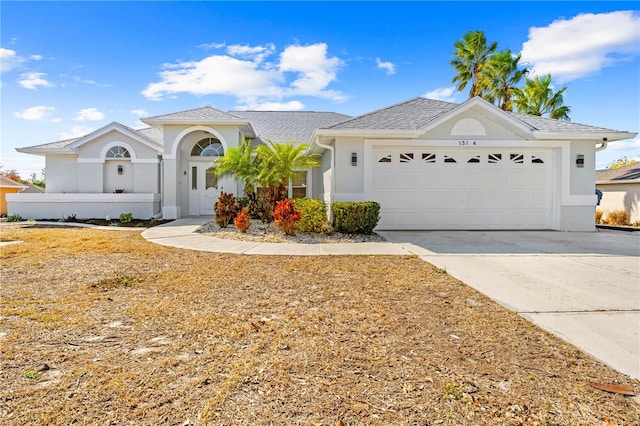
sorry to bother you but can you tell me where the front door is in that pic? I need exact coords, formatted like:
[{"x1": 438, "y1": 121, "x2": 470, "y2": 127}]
[{"x1": 188, "y1": 162, "x2": 234, "y2": 215}]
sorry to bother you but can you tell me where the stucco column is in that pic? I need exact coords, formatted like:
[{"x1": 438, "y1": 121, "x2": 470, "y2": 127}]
[{"x1": 162, "y1": 158, "x2": 180, "y2": 219}]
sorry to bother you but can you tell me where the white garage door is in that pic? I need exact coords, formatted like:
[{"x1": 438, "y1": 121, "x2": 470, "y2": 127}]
[{"x1": 372, "y1": 148, "x2": 554, "y2": 230}]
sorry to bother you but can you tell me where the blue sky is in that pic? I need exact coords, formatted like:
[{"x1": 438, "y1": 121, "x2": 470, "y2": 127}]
[{"x1": 2, "y1": 1, "x2": 639, "y2": 178}]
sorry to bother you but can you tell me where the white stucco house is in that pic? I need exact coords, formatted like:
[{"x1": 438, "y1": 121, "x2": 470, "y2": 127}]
[{"x1": 9, "y1": 96, "x2": 636, "y2": 231}]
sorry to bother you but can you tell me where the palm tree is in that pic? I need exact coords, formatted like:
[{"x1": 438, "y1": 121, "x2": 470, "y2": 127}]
[
  {"x1": 512, "y1": 74, "x2": 571, "y2": 120},
  {"x1": 483, "y1": 49, "x2": 528, "y2": 111},
  {"x1": 450, "y1": 30, "x2": 498, "y2": 99},
  {"x1": 213, "y1": 138, "x2": 258, "y2": 196},
  {"x1": 214, "y1": 139, "x2": 320, "y2": 221}
]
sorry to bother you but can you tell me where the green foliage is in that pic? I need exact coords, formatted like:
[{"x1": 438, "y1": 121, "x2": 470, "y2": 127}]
[
  {"x1": 294, "y1": 198, "x2": 331, "y2": 234},
  {"x1": 214, "y1": 139, "x2": 320, "y2": 222},
  {"x1": 214, "y1": 191, "x2": 239, "y2": 228},
  {"x1": 482, "y1": 49, "x2": 528, "y2": 111},
  {"x1": 7, "y1": 213, "x2": 22, "y2": 222},
  {"x1": 512, "y1": 74, "x2": 570, "y2": 120},
  {"x1": 119, "y1": 213, "x2": 133, "y2": 224},
  {"x1": 234, "y1": 207, "x2": 251, "y2": 233},
  {"x1": 443, "y1": 382, "x2": 463, "y2": 400},
  {"x1": 23, "y1": 370, "x2": 39, "y2": 379},
  {"x1": 450, "y1": 30, "x2": 497, "y2": 99},
  {"x1": 272, "y1": 199, "x2": 301, "y2": 236},
  {"x1": 332, "y1": 201, "x2": 380, "y2": 235}
]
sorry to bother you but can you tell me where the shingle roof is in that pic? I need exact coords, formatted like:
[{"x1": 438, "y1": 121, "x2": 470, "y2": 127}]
[
  {"x1": 0, "y1": 175, "x2": 27, "y2": 188},
  {"x1": 135, "y1": 126, "x2": 164, "y2": 145},
  {"x1": 326, "y1": 97, "x2": 631, "y2": 134},
  {"x1": 231, "y1": 111, "x2": 351, "y2": 144},
  {"x1": 326, "y1": 98, "x2": 456, "y2": 130},
  {"x1": 18, "y1": 137, "x2": 80, "y2": 152},
  {"x1": 144, "y1": 106, "x2": 244, "y2": 122},
  {"x1": 596, "y1": 162, "x2": 640, "y2": 181}
]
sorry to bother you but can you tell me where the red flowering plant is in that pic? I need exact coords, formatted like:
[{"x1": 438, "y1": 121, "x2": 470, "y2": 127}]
[
  {"x1": 272, "y1": 199, "x2": 301, "y2": 236},
  {"x1": 234, "y1": 207, "x2": 251, "y2": 233}
]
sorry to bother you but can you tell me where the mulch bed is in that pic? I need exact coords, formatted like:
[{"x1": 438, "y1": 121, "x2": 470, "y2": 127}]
[{"x1": 1, "y1": 223, "x2": 638, "y2": 425}]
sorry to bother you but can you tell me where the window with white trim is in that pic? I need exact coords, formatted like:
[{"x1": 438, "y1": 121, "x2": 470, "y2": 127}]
[
  {"x1": 106, "y1": 146, "x2": 130, "y2": 158},
  {"x1": 192, "y1": 138, "x2": 224, "y2": 157}
]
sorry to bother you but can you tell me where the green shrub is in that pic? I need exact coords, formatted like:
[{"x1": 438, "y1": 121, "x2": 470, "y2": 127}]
[
  {"x1": 6, "y1": 213, "x2": 22, "y2": 222},
  {"x1": 332, "y1": 201, "x2": 380, "y2": 234},
  {"x1": 294, "y1": 198, "x2": 331, "y2": 234},
  {"x1": 119, "y1": 213, "x2": 133, "y2": 224},
  {"x1": 214, "y1": 192, "x2": 239, "y2": 228}
]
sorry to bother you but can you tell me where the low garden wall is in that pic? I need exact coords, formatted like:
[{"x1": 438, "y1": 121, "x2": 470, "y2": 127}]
[{"x1": 6, "y1": 193, "x2": 161, "y2": 220}]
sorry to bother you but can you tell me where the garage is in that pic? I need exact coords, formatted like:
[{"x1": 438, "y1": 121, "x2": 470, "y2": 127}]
[{"x1": 371, "y1": 147, "x2": 555, "y2": 230}]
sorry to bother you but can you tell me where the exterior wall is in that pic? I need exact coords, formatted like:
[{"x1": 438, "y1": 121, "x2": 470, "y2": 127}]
[
  {"x1": 333, "y1": 137, "x2": 365, "y2": 201},
  {"x1": 1, "y1": 188, "x2": 21, "y2": 215},
  {"x1": 78, "y1": 163, "x2": 104, "y2": 193},
  {"x1": 104, "y1": 160, "x2": 133, "y2": 193},
  {"x1": 46, "y1": 155, "x2": 78, "y2": 193},
  {"x1": 7, "y1": 193, "x2": 161, "y2": 220},
  {"x1": 597, "y1": 182, "x2": 640, "y2": 224},
  {"x1": 559, "y1": 205, "x2": 597, "y2": 232}
]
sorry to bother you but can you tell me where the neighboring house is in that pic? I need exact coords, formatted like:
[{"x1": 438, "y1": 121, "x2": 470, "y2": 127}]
[
  {"x1": 596, "y1": 162, "x2": 640, "y2": 224},
  {"x1": 20, "y1": 183, "x2": 45, "y2": 194},
  {"x1": 0, "y1": 175, "x2": 27, "y2": 216},
  {"x1": 9, "y1": 96, "x2": 636, "y2": 231}
]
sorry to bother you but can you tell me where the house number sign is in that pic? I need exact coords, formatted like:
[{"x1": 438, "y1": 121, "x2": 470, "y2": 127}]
[{"x1": 458, "y1": 140, "x2": 478, "y2": 146}]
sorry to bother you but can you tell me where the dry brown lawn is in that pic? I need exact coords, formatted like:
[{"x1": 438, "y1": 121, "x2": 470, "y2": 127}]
[{"x1": 1, "y1": 223, "x2": 638, "y2": 425}]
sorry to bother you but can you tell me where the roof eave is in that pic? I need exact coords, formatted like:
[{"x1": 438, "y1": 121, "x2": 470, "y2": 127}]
[
  {"x1": 16, "y1": 147, "x2": 75, "y2": 156},
  {"x1": 596, "y1": 178, "x2": 640, "y2": 185},
  {"x1": 532, "y1": 130, "x2": 637, "y2": 141}
]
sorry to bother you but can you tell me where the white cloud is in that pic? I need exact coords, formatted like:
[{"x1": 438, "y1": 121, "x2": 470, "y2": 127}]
[
  {"x1": 74, "y1": 107, "x2": 105, "y2": 121},
  {"x1": 142, "y1": 42, "x2": 344, "y2": 103},
  {"x1": 234, "y1": 100, "x2": 305, "y2": 111},
  {"x1": 521, "y1": 11, "x2": 640, "y2": 81},
  {"x1": 425, "y1": 87, "x2": 457, "y2": 102},
  {"x1": 59, "y1": 125, "x2": 94, "y2": 140},
  {"x1": 13, "y1": 106, "x2": 55, "y2": 120},
  {"x1": 131, "y1": 109, "x2": 149, "y2": 117},
  {"x1": 227, "y1": 43, "x2": 275, "y2": 63},
  {"x1": 198, "y1": 42, "x2": 226, "y2": 50},
  {"x1": 18, "y1": 72, "x2": 56, "y2": 89},
  {"x1": 30, "y1": 54, "x2": 42, "y2": 61},
  {"x1": 376, "y1": 58, "x2": 396, "y2": 75},
  {"x1": 279, "y1": 43, "x2": 344, "y2": 100},
  {"x1": 1, "y1": 48, "x2": 23, "y2": 72}
]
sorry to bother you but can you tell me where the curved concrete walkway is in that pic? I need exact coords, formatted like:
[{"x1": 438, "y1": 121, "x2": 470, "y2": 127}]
[{"x1": 140, "y1": 217, "x2": 429, "y2": 256}]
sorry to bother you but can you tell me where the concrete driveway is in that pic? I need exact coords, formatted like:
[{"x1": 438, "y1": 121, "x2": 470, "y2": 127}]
[{"x1": 378, "y1": 229, "x2": 640, "y2": 380}]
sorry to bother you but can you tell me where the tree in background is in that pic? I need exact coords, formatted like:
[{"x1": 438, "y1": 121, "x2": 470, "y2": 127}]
[
  {"x1": 0, "y1": 165, "x2": 22, "y2": 182},
  {"x1": 483, "y1": 49, "x2": 528, "y2": 111},
  {"x1": 511, "y1": 74, "x2": 571, "y2": 120},
  {"x1": 450, "y1": 31, "x2": 570, "y2": 121},
  {"x1": 608, "y1": 156, "x2": 638, "y2": 169},
  {"x1": 450, "y1": 30, "x2": 497, "y2": 99}
]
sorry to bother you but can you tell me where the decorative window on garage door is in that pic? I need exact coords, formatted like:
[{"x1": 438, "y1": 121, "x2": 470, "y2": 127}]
[
  {"x1": 377, "y1": 153, "x2": 392, "y2": 163},
  {"x1": 422, "y1": 153, "x2": 436, "y2": 163},
  {"x1": 400, "y1": 153, "x2": 414, "y2": 163}
]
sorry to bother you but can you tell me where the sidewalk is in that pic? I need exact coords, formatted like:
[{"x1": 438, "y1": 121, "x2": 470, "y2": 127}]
[{"x1": 141, "y1": 217, "x2": 428, "y2": 255}]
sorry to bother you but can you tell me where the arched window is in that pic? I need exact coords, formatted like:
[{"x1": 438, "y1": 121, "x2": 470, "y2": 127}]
[
  {"x1": 192, "y1": 138, "x2": 224, "y2": 157},
  {"x1": 106, "y1": 146, "x2": 131, "y2": 158}
]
